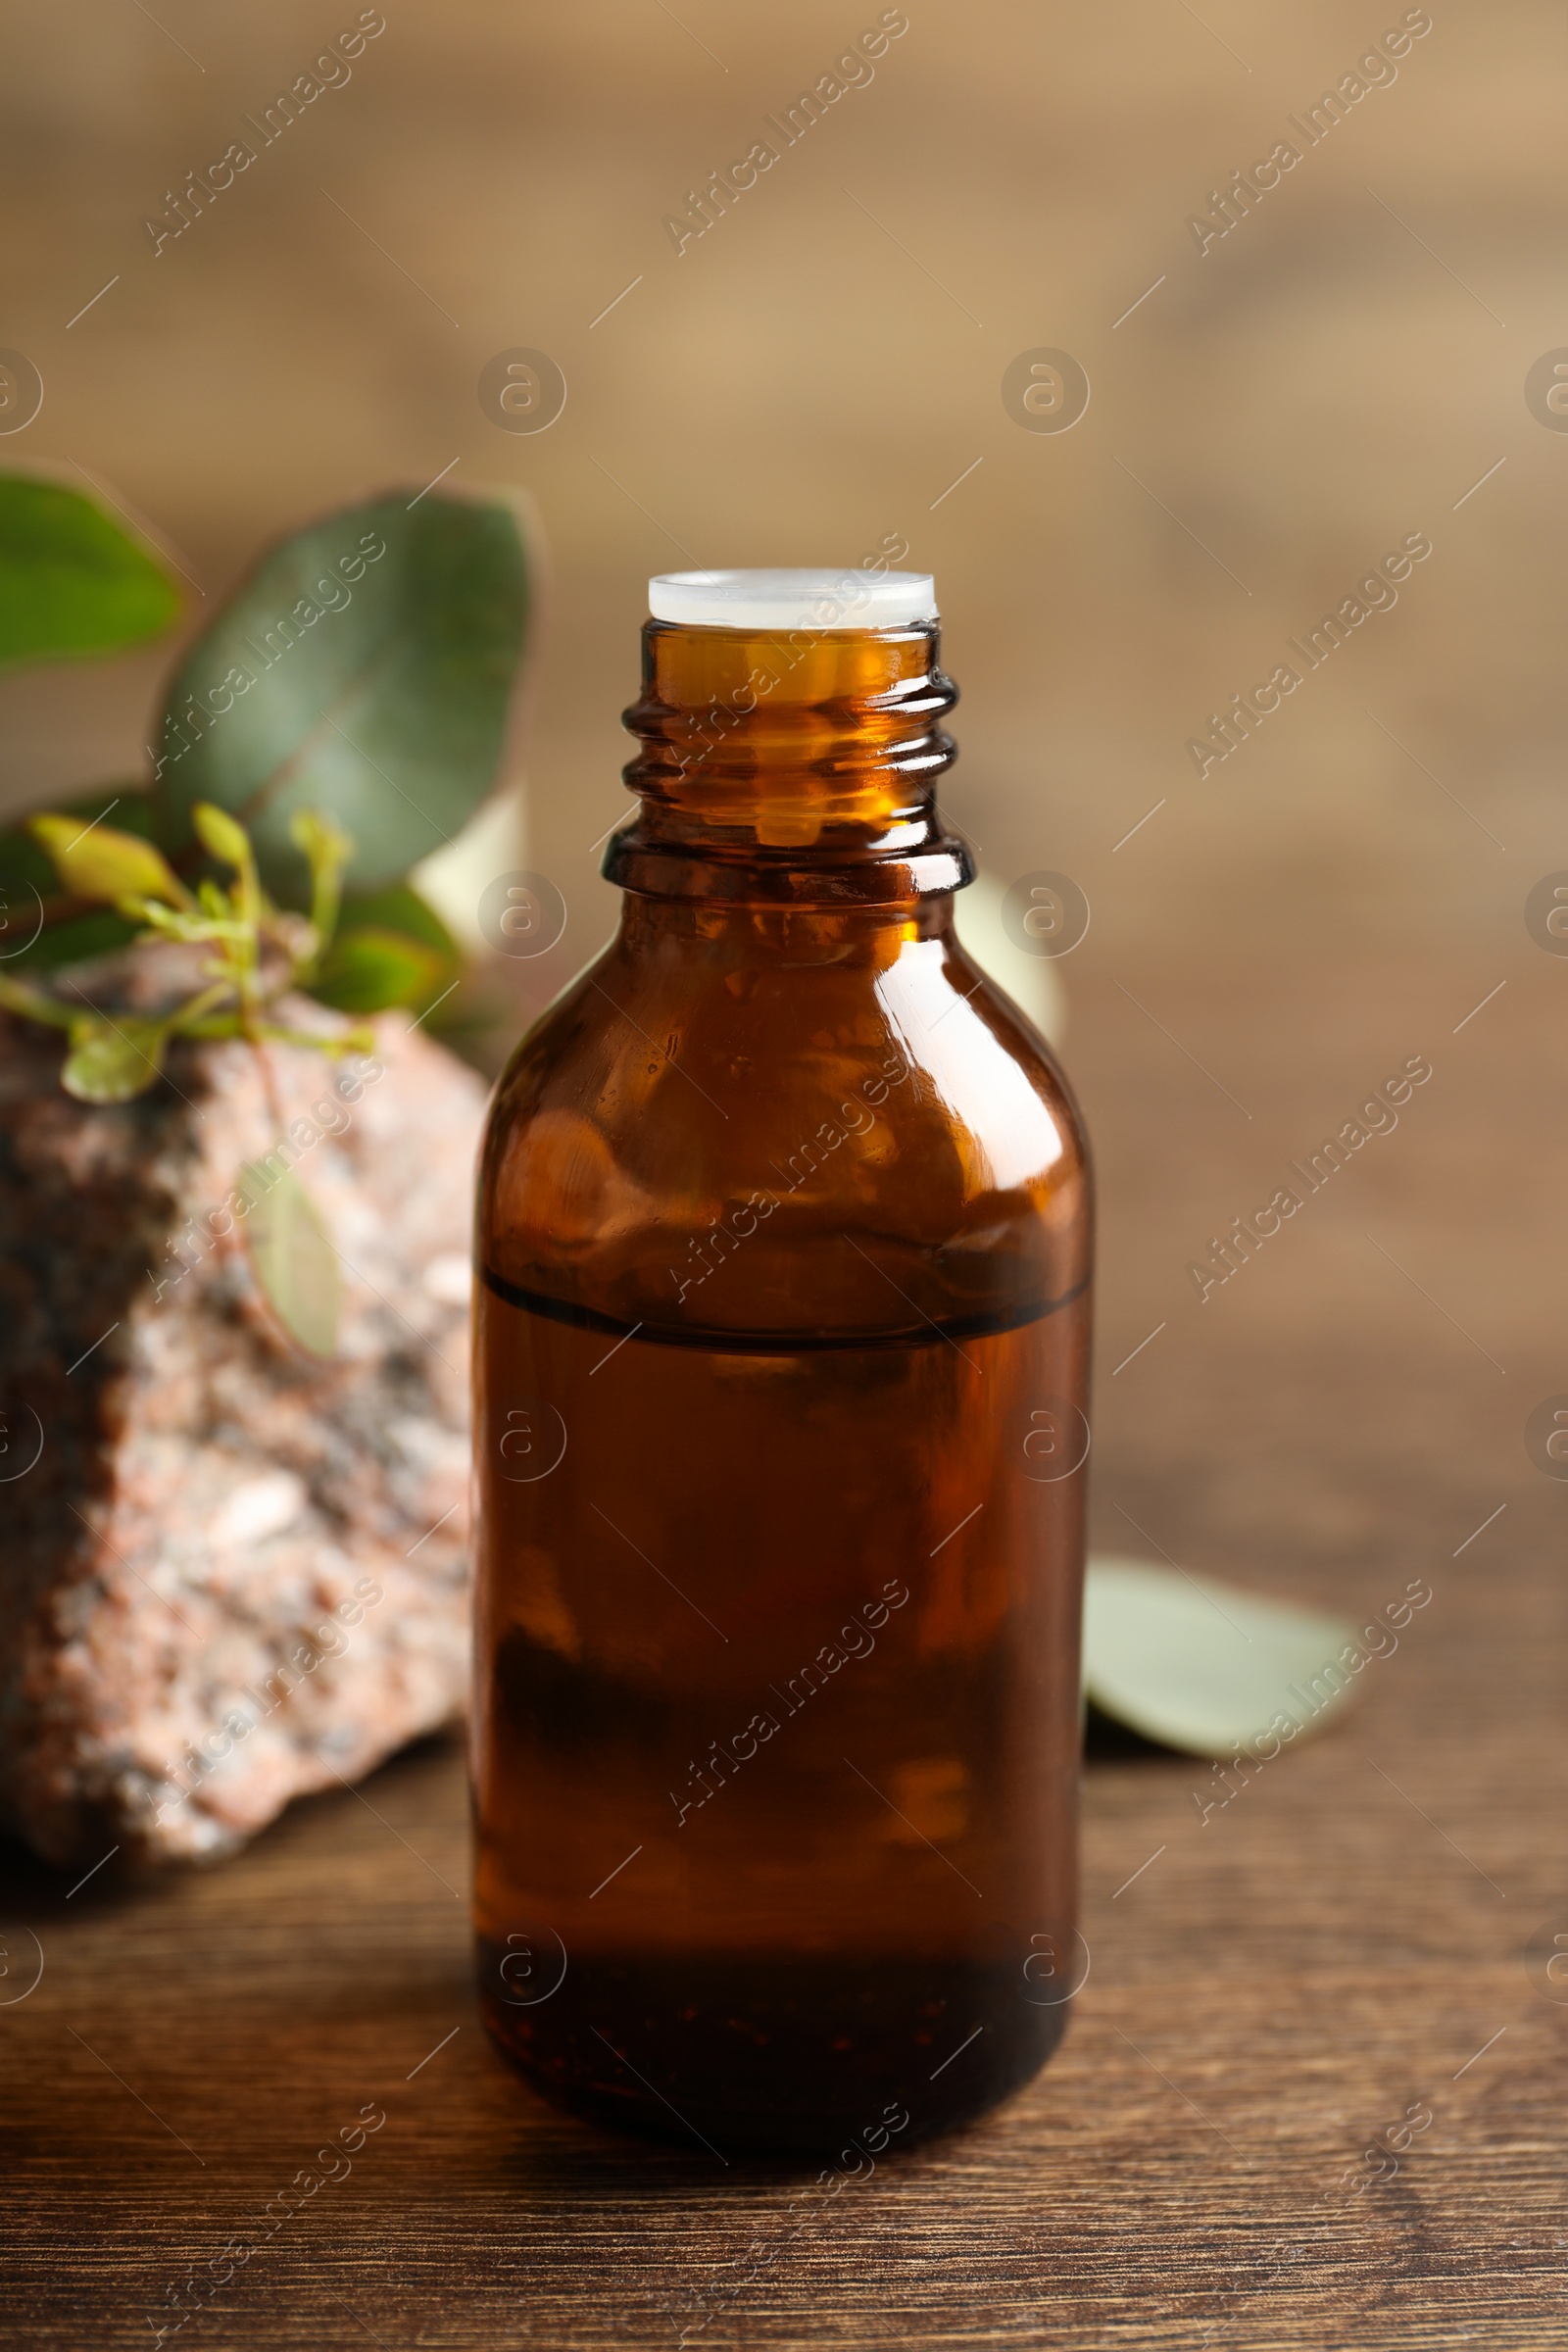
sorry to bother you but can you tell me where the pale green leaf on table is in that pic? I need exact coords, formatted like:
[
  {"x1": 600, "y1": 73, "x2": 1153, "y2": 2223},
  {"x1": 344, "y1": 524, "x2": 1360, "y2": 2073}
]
[
  {"x1": 152, "y1": 487, "x2": 538, "y2": 907},
  {"x1": 1083, "y1": 1554, "x2": 1359, "y2": 1754},
  {"x1": 240, "y1": 1162, "x2": 341, "y2": 1358}
]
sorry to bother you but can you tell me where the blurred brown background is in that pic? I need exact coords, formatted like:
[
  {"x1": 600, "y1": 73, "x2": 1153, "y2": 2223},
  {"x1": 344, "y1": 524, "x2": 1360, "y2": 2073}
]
[{"x1": 3, "y1": 0, "x2": 1563, "y2": 1541}]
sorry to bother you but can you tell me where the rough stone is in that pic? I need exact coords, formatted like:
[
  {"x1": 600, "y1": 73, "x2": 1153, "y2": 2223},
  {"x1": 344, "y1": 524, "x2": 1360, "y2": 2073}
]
[{"x1": 0, "y1": 996, "x2": 486, "y2": 1868}]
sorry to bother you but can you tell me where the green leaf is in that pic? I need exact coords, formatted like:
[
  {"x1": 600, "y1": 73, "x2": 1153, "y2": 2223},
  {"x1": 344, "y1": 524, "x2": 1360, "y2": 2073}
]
[
  {"x1": 0, "y1": 471, "x2": 182, "y2": 667},
  {"x1": 309, "y1": 925, "x2": 447, "y2": 1013},
  {"x1": 335, "y1": 882, "x2": 460, "y2": 960},
  {"x1": 30, "y1": 812, "x2": 188, "y2": 908},
  {"x1": 308, "y1": 882, "x2": 461, "y2": 1014},
  {"x1": 152, "y1": 486, "x2": 539, "y2": 906},
  {"x1": 61, "y1": 1013, "x2": 169, "y2": 1102},
  {"x1": 288, "y1": 807, "x2": 355, "y2": 874},
  {"x1": 0, "y1": 792, "x2": 156, "y2": 968},
  {"x1": 0, "y1": 972, "x2": 74, "y2": 1028},
  {"x1": 288, "y1": 808, "x2": 355, "y2": 956},
  {"x1": 1082, "y1": 1555, "x2": 1360, "y2": 1755},
  {"x1": 190, "y1": 801, "x2": 252, "y2": 872},
  {"x1": 4, "y1": 907, "x2": 141, "y2": 971},
  {"x1": 239, "y1": 1161, "x2": 341, "y2": 1357}
]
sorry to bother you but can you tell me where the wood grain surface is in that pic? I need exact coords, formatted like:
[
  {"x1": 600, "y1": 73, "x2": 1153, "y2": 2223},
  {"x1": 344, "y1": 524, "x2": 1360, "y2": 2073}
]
[{"x1": 4, "y1": 938, "x2": 1564, "y2": 2351}]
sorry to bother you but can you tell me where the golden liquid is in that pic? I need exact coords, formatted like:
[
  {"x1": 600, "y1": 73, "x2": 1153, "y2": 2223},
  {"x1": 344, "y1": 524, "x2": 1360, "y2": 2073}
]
[{"x1": 472, "y1": 1284, "x2": 1087, "y2": 2155}]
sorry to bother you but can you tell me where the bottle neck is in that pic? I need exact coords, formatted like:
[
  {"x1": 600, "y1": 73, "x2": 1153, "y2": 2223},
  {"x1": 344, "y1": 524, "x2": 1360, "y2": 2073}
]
[{"x1": 604, "y1": 618, "x2": 972, "y2": 908}]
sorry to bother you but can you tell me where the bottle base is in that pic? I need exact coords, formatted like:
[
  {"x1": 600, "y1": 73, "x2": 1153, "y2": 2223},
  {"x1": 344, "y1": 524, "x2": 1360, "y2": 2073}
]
[{"x1": 477, "y1": 1942, "x2": 1070, "y2": 2159}]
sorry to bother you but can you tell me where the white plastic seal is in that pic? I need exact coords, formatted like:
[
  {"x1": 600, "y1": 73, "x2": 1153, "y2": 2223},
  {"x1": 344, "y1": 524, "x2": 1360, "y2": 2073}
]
[{"x1": 649, "y1": 567, "x2": 938, "y2": 630}]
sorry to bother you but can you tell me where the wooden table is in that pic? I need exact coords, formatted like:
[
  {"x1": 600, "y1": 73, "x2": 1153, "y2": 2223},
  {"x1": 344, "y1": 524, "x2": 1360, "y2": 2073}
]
[{"x1": 5, "y1": 940, "x2": 1564, "y2": 2349}]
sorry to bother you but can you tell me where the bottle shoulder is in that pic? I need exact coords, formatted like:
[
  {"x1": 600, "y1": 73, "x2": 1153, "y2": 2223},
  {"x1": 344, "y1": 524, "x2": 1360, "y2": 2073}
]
[
  {"x1": 490, "y1": 933, "x2": 1086, "y2": 1161},
  {"x1": 479, "y1": 930, "x2": 1092, "y2": 1344}
]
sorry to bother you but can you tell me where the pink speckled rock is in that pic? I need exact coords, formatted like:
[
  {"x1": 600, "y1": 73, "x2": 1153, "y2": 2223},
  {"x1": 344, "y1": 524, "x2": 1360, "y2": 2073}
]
[{"x1": 0, "y1": 997, "x2": 487, "y2": 1868}]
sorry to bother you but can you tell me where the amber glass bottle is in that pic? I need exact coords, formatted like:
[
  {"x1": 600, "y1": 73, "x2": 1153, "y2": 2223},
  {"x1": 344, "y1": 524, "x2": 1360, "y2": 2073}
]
[{"x1": 472, "y1": 567, "x2": 1092, "y2": 2156}]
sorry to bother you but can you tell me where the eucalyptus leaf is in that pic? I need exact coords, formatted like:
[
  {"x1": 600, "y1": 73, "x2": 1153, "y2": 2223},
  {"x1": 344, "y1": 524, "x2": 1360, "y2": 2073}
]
[
  {"x1": 0, "y1": 790, "x2": 153, "y2": 968},
  {"x1": 2, "y1": 906, "x2": 140, "y2": 972},
  {"x1": 190, "y1": 801, "x2": 251, "y2": 871},
  {"x1": 334, "y1": 881, "x2": 459, "y2": 960},
  {"x1": 61, "y1": 1014, "x2": 170, "y2": 1102},
  {"x1": 30, "y1": 813, "x2": 187, "y2": 908},
  {"x1": 0, "y1": 472, "x2": 181, "y2": 667},
  {"x1": 310, "y1": 925, "x2": 447, "y2": 1014},
  {"x1": 0, "y1": 972, "x2": 74, "y2": 1028},
  {"x1": 289, "y1": 808, "x2": 354, "y2": 961},
  {"x1": 310, "y1": 881, "x2": 460, "y2": 1014},
  {"x1": 152, "y1": 487, "x2": 539, "y2": 906},
  {"x1": 240, "y1": 1162, "x2": 341, "y2": 1357},
  {"x1": 1083, "y1": 1555, "x2": 1360, "y2": 1756}
]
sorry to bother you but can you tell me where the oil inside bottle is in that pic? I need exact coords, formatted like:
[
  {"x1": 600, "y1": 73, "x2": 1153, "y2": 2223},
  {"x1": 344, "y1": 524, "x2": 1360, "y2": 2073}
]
[{"x1": 472, "y1": 1284, "x2": 1087, "y2": 2156}]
